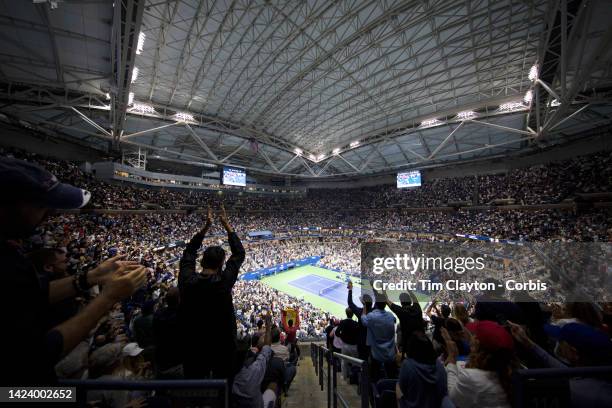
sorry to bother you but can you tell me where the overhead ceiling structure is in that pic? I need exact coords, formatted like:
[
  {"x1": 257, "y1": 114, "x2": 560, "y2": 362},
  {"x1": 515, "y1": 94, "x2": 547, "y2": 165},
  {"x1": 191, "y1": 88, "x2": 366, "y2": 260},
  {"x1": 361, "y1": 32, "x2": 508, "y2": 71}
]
[{"x1": 0, "y1": 0, "x2": 611, "y2": 178}]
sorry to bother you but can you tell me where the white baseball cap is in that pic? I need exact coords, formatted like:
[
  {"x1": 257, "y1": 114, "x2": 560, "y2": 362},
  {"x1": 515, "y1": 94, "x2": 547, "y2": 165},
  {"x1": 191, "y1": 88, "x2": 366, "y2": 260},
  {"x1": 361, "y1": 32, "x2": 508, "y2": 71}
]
[{"x1": 122, "y1": 342, "x2": 144, "y2": 357}]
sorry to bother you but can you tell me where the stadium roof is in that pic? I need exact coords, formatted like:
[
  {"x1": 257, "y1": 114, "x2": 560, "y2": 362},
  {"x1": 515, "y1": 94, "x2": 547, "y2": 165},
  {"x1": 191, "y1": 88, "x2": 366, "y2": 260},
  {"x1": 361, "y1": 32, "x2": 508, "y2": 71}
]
[{"x1": 0, "y1": 0, "x2": 611, "y2": 178}]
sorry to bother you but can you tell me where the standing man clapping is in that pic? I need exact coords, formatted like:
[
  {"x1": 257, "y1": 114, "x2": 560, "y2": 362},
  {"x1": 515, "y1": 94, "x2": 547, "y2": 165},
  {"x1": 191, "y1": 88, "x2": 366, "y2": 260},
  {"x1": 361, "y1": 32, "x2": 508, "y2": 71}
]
[{"x1": 178, "y1": 205, "x2": 246, "y2": 380}]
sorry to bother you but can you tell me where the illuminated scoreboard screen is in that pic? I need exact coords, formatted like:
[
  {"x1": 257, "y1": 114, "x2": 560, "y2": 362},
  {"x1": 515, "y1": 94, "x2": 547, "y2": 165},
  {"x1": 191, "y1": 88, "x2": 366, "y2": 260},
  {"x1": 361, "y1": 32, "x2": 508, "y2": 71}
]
[
  {"x1": 397, "y1": 170, "x2": 422, "y2": 188},
  {"x1": 222, "y1": 166, "x2": 246, "y2": 187}
]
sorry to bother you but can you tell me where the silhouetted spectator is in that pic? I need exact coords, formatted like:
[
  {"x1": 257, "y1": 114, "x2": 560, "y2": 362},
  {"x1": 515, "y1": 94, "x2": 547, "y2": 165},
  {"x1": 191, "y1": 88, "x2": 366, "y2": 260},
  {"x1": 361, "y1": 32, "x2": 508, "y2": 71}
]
[
  {"x1": 0, "y1": 157, "x2": 146, "y2": 385},
  {"x1": 385, "y1": 290, "x2": 425, "y2": 356},
  {"x1": 178, "y1": 205, "x2": 245, "y2": 379},
  {"x1": 153, "y1": 287, "x2": 182, "y2": 378}
]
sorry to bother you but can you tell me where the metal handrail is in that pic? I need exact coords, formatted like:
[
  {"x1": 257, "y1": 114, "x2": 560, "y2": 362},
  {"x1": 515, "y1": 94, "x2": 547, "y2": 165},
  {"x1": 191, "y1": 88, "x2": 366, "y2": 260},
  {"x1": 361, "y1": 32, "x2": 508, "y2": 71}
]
[
  {"x1": 333, "y1": 352, "x2": 366, "y2": 365},
  {"x1": 512, "y1": 366, "x2": 612, "y2": 407},
  {"x1": 319, "y1": 345, "x2": 325, "y2": 391},
  {"x1": 310, "y1": 343, "x2": 370, "y2": 408},
  {"x1": 331, "y1": 351, "x2": 369, "y2": 408},
  {"x1": 324, "y1": 346, "x2": 332, "y2": 408},
  {"x1": 514, "y1": 366, "x2": 612, "y2": 378}
]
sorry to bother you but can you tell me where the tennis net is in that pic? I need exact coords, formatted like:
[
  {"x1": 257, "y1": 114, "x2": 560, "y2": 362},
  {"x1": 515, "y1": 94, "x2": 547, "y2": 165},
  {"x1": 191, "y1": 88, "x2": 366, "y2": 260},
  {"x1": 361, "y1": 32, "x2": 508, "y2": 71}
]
[{"x1": 318, "y1": 281, "x2": 344, "y2": 296}]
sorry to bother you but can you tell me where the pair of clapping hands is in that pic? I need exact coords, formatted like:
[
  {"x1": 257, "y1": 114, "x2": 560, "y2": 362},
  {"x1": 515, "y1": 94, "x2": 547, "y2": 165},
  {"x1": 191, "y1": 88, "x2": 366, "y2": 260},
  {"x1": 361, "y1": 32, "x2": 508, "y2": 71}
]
[
  {"x1": 204, "y1": 204, "x2": 231, "y2": 231},
  {"x1": 89, "y1": 254, "x2": 149, "y2": 303},
  {"x1": 440, "y1": 320, "x2": 533, "y2": 365}
]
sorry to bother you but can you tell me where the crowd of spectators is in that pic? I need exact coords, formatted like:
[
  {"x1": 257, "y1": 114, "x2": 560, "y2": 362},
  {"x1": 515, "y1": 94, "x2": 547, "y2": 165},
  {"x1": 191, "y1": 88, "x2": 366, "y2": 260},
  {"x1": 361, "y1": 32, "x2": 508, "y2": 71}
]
[
  {"x1": 2, "y1": 147, "x2": 611, "y2": 210},
  {"x1": 478, "y1": 152, "x2": 612, "y2": 204},
  {"x1": 1, "y1": 146, "x2": 611, "y2": 407},
  {"x1": 233, "y1": 280, "x2": 332, "y2": 339},
  {"x1": 241, "y1": 239, "x2": 360, "y2": 273},
  {"x1": 325, "y1": 282, "x2": 612, "y2": 408}
]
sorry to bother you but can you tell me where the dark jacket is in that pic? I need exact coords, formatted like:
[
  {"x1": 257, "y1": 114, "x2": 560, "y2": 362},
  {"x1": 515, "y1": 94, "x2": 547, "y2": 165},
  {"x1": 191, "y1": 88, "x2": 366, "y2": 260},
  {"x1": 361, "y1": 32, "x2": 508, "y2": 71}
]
[
  {"x1": 178, "y1": 230, "x2": 245, "y2": 377},
  {"x1": 0, "y1": 241, "x2": 63, "y2": 385},
  {"x1": 348, "y1": 289, "x2": 369, "y2": 358},
  {"x1": 153, "y1": 306, "x2": 181, "y2": 372},
  {"x1": 474, "y1": 298, "x2": 523, "y2": 324},
  {"x1": 388, "y1": 300, "x2": 425, "y2": 353},
  {"x1": 398, "y1": 358, "x2": 447, "y2": 408},
  {"x1": 335, "y1": 318, "x2": 360, "y2": 346}
]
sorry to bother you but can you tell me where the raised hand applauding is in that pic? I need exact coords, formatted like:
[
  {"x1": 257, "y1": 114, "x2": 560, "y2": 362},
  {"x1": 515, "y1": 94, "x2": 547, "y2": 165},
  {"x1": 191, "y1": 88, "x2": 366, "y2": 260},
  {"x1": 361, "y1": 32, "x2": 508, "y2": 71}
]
[
  {"x1": 206, "y1": 206, "x2": 213, "y2": 226},
  {"x1": 200, "y1": 205, "x2": 233, "y2": 233},
  {"x1": 88, "y1": 254, "x2": 141, "y2": 286},
  {"x1": 101, "y1": 264, "x2": 148, "y2": 303},
  {"x1": 219, "y1": 204, "x2": 233, "y2": 232}
]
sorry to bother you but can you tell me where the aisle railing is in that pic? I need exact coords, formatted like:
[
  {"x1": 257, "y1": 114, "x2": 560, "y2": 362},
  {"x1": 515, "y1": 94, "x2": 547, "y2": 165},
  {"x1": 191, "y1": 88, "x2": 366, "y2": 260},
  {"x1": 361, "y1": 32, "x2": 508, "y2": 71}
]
[
  {"x1": 311, "y1": 343, "x2": 370, "y2": 408},
  {"x1": 512, "y1": 366, "x2": 612, "y2": 407}
]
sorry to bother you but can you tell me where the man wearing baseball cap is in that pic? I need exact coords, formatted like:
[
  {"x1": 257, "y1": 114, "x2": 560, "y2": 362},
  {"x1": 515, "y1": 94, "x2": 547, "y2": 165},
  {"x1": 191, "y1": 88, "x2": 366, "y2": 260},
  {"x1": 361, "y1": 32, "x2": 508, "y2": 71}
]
[{"x1": 0, "y1": 157, "x2": 147, "y2": 385}]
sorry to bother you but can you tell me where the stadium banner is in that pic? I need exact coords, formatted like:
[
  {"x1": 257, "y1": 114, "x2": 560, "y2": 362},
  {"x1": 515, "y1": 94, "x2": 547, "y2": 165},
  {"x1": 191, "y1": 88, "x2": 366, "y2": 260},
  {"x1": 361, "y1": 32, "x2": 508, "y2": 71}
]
[
  {"x1": 241, "y1": 256, "x2": 322, "y2": 280},
  {"x1": 360, "y1": 241, "x2": 611, "y2": 303}
]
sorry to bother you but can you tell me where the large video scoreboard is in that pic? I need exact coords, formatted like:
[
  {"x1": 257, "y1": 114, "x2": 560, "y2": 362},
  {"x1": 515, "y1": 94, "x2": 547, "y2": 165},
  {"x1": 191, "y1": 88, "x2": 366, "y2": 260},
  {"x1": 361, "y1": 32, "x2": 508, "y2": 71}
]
[
  {"x1": 397, "y1": 170, "x2": 421, "y2": 188},
  {"x1": 222, "y1": 166, "x2": 246, "y2": 186}
]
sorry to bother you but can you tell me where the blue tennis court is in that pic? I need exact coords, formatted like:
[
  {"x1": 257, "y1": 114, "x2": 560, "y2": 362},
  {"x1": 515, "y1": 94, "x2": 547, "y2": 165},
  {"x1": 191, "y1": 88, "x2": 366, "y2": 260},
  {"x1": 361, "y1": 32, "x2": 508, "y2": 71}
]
[{"x1": 289, "y1": 273, "x2": 362, "y2": 306}]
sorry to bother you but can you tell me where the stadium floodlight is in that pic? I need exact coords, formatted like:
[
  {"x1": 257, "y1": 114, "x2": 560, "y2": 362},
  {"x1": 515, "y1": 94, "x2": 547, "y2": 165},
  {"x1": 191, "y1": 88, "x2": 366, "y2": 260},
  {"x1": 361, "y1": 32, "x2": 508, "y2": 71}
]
[
  {"x1": 332, "y1": 148, "x2": 340, "y2": 155},
  {"x1": 131, "y1": 67, "x2": 139, "y2": 83},
  {"x1": 528, "y1": 64, "x2": 539, "y2": 82},
  {"x1": 524, "y1": 90, "x2": 533, "y2": 104},
  {"x1": 128, "y1": 92, "x2": 134, "y2": 106},
  {"x1": 136, "y1": 32, "x2": 146, "y2": 55},
  {"x1": 421, "y1": 118, "x2": 441, "y2": 127},
  {"x1": 498, "y1": 101, "x2": 524, "y2": 111},
  {"x1": 548, "y1": 99, "x2": 561, "y2": 107},
  {"x1": 350, "y1": 140, "x2": 360, "y2": 148},
  {"x1": 105, "y1": 92, "x2": 111, "y2": 100},
  {"x1": 174, "y1": 112, "x2": 195, "y2": 122},
  {"x1": 294, "y1": 148, "x2": 302, "y2": 155},
  {"x1": 131, "y1": 103, "x2": 155, "y2": 114},
  {"x1": 457, "y1": 110, "x2": 476, "y2": 120}
]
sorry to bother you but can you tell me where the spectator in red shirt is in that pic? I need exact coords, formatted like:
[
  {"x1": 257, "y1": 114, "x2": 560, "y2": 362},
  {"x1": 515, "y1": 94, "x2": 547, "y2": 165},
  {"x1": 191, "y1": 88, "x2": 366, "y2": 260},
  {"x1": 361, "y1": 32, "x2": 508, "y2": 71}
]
[{"x1": 281, "y1": 309, "x2": 300, "y2": 346}]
